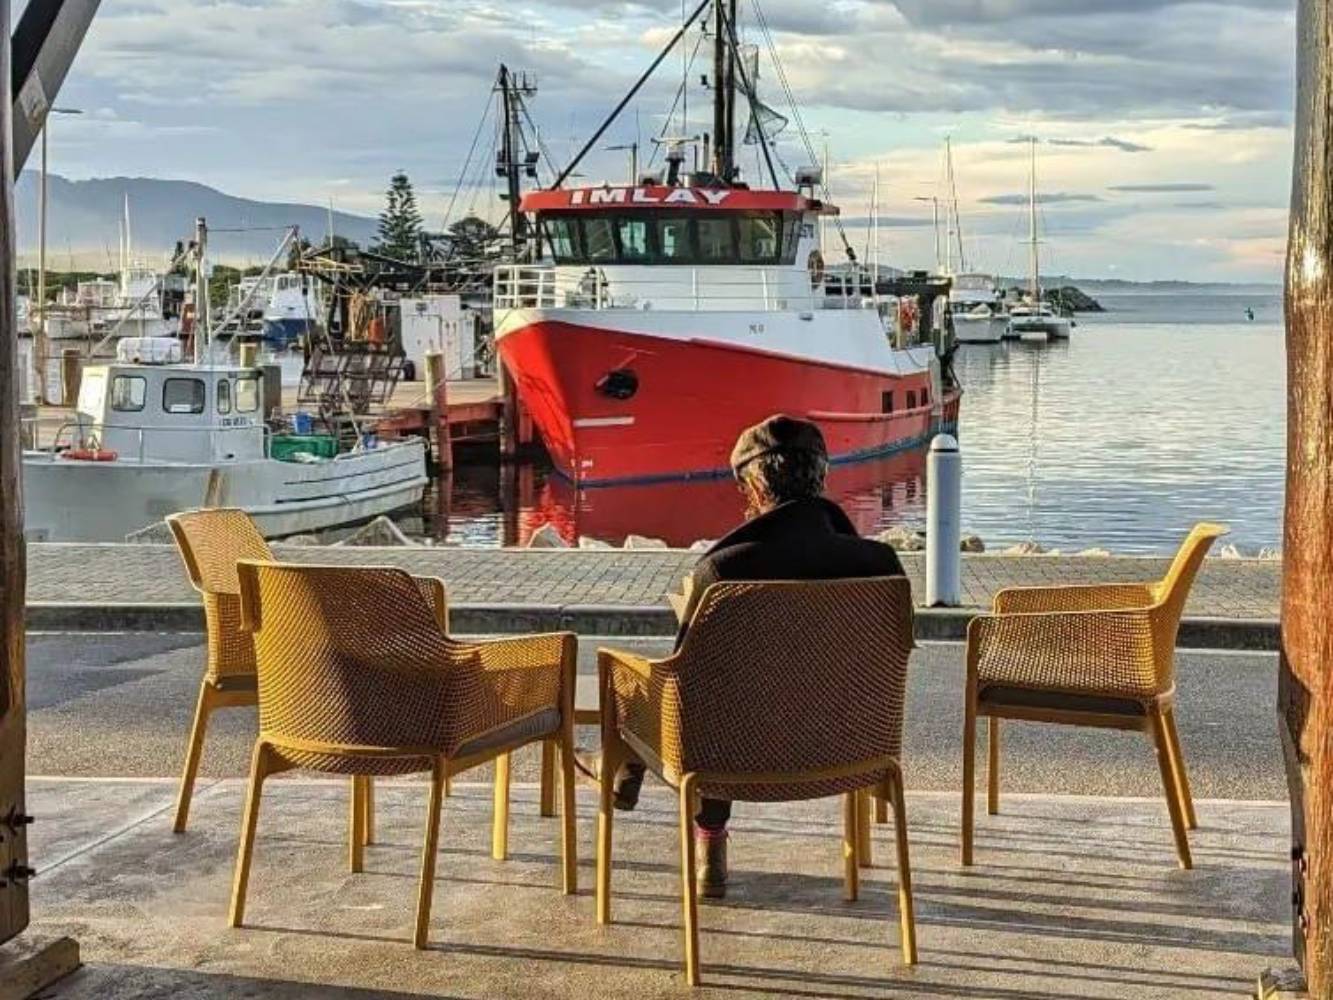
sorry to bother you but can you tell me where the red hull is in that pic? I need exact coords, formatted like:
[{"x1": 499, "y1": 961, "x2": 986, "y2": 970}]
[{"x1": 498, "y1": 320, "x2": 961, "y2": 485}]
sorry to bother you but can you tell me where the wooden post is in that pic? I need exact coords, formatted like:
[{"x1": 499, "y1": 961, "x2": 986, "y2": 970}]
[
  {"x1": 0, "y1": 0, "x2": 28, "y2": 945},
  {"x1": 425, "y1": 351, "x2": 451, "y2": 473},
  {"x1": 499, "y1": 358, "x2": 518, "y2": 459},
  {"x1": 1279, "y1": 5, "x2": 1333, "y2": 994}
]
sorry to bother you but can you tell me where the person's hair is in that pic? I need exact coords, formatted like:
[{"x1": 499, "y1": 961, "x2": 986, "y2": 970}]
[{"x1": 738, "y1": 449, "x2": 828, "y2": 518}]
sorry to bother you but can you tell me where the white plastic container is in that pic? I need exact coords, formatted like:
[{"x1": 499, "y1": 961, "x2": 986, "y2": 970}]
[{"x1": 116, "y1": 337, "x2": 184, "y2": 365}]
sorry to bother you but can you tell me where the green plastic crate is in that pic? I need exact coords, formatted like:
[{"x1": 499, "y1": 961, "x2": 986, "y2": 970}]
[{"x1": 270, "y1": 434, "x2": 338, "y2": 461}]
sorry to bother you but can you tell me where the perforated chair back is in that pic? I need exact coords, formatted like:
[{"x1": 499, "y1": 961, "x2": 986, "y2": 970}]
[
  {"x1": 667, "y1": 577, "x2": 914, "y2": 799},
  {"x1": 1149, "y1": 522, "x2": 1227, "y2": 689}
]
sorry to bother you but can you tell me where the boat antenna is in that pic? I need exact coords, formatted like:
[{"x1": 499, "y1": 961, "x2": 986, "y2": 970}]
[
  {"x1": 194, "y1": 217, "x2": 209, "y2": 365},
  {"x1": 551, "y1": 0, "x2": 712, "y2": 190},
  {"x1": 496, "y1": 65, "x2": 538, "y2": 256}
]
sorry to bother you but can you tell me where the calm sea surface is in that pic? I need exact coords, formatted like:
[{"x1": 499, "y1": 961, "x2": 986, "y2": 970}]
[{"x1": 401, "y1": 288, "x2": 1286, "y2": 555}]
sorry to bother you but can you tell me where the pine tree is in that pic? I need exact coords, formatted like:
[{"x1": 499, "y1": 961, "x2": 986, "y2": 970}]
[{"x1": 375, "y1": 172, "x2": 424, "y2": 261}]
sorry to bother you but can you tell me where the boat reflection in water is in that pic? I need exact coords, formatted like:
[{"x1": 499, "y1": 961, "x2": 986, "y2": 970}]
[{"x1": 425, "y1": 446, "x2": 928, "y2": 549}]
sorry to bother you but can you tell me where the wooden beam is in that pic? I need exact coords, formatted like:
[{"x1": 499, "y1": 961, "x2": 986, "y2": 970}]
[
  {"x1": 1280, "y1": 3, "x2": 1333, "y2": 993},
  {"x1": 0, "y1": 935, "x2": 79, "y2": 1000},
  {"x1": 11, "y1": 0, "x2": 102, "y2": 176}
]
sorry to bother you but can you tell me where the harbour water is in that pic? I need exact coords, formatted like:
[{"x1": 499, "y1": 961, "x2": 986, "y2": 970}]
[{"x1": 401, "y1": 287, "x2": 1285, "y2": 555}]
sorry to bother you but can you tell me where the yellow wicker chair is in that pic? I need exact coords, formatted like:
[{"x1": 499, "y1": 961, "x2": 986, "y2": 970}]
[
  {"x1": 961, "y1": 522, "x2": 1228, "y2": 870},
  {"x1": 231, "y1": 560, "x2": 577, "y2": 948},
  {"x1": 166, "y1": 508, "x2": 453, "y2": 846},
  {"x1": 597, "y1": 578, "x2": 917, "y2": 987}
]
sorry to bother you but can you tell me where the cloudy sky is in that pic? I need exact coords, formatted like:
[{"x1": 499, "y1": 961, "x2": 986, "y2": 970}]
[{"x1": 30, "y1": 0, "x2": 1295, "y2": 281}]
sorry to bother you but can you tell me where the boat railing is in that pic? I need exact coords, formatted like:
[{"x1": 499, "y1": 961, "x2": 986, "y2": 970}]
[
  {"x1": 493, "y1": 263, "x2": 882, "y2": 313},
  {"x1": 30, "y1": 419, "x2": 274, "y2": 463}
]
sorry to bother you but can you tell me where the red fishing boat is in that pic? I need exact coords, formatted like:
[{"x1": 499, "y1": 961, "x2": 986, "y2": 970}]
[{"x1": 492, "y1": 2, "x2": 960, "y2": 486}]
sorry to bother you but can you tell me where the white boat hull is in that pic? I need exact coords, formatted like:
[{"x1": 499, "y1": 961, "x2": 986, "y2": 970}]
[
  {"x1": 1010, "y1": 315, "x2": 1071, "y2": 341},
  {"x1": 954, "y1": 314, "x2": 1008, "y2": 344},
  {"x1": 21, "y1": 439, "x2": 428, "y2": 542}
]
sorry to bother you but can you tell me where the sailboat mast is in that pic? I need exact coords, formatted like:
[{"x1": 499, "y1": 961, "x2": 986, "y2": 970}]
[
  {"x1": 1028, "y1": 136, "x2": 1040, "y2": 303},
  {"x1": 946, "y1": 137, "x2": 966, "y2": 273}
]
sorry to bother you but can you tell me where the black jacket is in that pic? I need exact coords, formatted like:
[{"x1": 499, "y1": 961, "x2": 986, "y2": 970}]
[{"x1": 676, "y1": 497, "x2": 908, "y2": 647}]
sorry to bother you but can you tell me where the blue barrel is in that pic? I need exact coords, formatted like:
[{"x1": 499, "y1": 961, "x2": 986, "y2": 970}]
[{"x1": 291, "y1": 412, "x2": 314, "y2": 435}]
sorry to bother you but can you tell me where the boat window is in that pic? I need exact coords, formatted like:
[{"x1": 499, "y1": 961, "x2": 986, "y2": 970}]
[
  {"x1": 583, "y1": 218, "x2": 617, "y2": 262},
  {"x1": 615, "y1": 217, "x2": 651, "y2": 262},
  {"x1": 163, "y1": 378, "x2": 206, "y2": 415},
  {"x1": 236, "y1": 376, "x2": 261, "y2": 413},
  {"x1": 882, "y1": 391, "x2": 894, "y2": 414},
  {"x1": 544, "y1": 217, "x2": 581, "y2": 263},
  {"x1": 697, "y1": 217, "x2": 736, "y2": 263},
  {"x1": 906, "y1": 390, "x2": 917, "y2": 410},
  {"x1": 110, "y1": 375, "x2": 147, "y2": 412},
  {"x1": 738, "y1": 212, "x2": 782, "y2": 264},
  {"x1": 217, "y1": 379, "x2": 232, "y2": 415},
  {"x1": 657, "y1": 216, "x2": 692, "y2": 262}
]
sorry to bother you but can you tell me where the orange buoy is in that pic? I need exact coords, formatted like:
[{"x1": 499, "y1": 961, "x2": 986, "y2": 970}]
[{"x1": 62, "y1": 448, "x2": 118, "y2": 462}]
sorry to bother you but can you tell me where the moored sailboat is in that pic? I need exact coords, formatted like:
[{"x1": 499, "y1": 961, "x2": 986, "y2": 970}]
[{"x1": 1008, "y1": 137, "x2": 1071, "y2": 343}]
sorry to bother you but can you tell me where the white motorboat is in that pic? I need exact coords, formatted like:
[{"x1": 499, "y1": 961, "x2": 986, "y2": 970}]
[
  {"x1": 950, "y1": 273, "x2": 1009, "y2": 344},
  {"x1": 22, "y1": 345, "x2": 428, "y2": 542}
]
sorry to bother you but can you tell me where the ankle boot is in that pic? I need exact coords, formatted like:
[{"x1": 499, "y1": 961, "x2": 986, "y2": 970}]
[{"x1": 696, "y1": 830, "x2": 728, "y2": 900}]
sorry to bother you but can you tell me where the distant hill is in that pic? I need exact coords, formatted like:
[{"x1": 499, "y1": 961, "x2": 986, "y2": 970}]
[{"x1": 14, "y1": 173, "x2": 378, "y2": 268}]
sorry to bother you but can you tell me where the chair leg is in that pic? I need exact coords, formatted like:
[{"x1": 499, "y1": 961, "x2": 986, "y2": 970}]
[
  {"x1": 539, "y1": 739, "x2": 557, "y2": 819},
  {"x1": 445, "y1": 774, "x2": 453, "y2": 798},
  {"x1": 887, "y1": 764, "x2": 918, "y2": 966},
  {"x1": 857, "y1": 789, "x2": 873, "y2": 868},
  {"x1": 962, "y1": 696, "x2": 978, "y2": 866},
  {"x1": 678, "y1": 774, "x2": 702, "y2": 987},
  {"x1": 364, "y1": 777, "x2": 376, "y2": 845},
  {"x1": 558, "y1": 733, "x2": 578, "y2": 895},
  {"x1": 349, "y1": 776, "x2": 366, "y2": 874},
  {"x1": 875, "y1": 793, "x2": 888, "y2": 825},
  {"x1": 842, "y1": 791, "x2": 860, "y2": 902},
  {"x1": 1162, "y1": 708, "x2": 1197, "y2": 830},
  {"x1": 596, "y1": 738, "x2": 623, "y2": 926},
  {"x1": 173, "y1": 681, "x2": 216, "y2": 834},
  {"x1": 1148, "y1": 710, "x2": 1193, "y2": 870},
  {"x1": 228, "y1": 741, "x2": 271, "y2": 928},
  {"x1": 987, "y1": 718, "x2": 1001, "y2": 816},
  {"x1": 492, "y1": 752, "x2": 512, "y2": 861},
  {"x1": 414, "y1": 759, "x2": 447, "y2": 950}
]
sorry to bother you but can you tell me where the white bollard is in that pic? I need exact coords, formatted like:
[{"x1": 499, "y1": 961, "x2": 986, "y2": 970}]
[{"x1": 926, "y1": 433, "x2": 962, "y2": 607}]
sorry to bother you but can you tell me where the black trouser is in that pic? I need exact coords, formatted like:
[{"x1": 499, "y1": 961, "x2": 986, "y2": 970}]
[{"x1": 622, "y1": 761, "x2": 731, "y2": 831}]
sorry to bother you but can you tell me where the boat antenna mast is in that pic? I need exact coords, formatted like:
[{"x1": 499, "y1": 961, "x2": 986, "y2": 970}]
[
  {"x1": 496, "y1": 65, "x2": 539, "y2": 257},
  {"x1": 711, "y1": 0, "x2": 737, "y2": 181}
]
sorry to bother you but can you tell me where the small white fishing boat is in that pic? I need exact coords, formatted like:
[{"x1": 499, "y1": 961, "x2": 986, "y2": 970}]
[
  {"x1": 22, "y1": 217, "x2": 428, "y2": 543},
  {"x1": 22, "y1": 343, "x2": 428, "y2": 542}
]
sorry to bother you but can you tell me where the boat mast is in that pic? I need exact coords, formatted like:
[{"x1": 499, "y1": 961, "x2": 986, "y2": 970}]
[
  {"x1": 496, "y1": 64, "x2": 528, "y2": 257},
  {"x1": 1028, "y1": 136, "x2": 1040, "y2": 304},
  {"x1": 711, "y1": 0, "x2": 737, "y2": 181},
  {"x1": 946, "y1": 137, "x2": 966, "y2": 274}
]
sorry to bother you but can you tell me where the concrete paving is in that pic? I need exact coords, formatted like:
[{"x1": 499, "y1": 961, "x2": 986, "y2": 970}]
[
  {"x1": 27, "y1": 543, "x2": 1280, "y2": 619},
  {"x1": 27, "y1": 634, "x2": 1286, "y2": 800},
  {"x1": 26, "y1": 778, "x2": 1288, "y2": 999}
]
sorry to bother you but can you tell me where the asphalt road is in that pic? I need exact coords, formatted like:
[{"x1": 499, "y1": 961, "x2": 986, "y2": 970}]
[{"x1": 26, "y1": 632, "x2": 1285, "y2": 801}]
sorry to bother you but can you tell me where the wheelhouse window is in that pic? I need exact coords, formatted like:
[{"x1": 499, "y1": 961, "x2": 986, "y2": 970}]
[
  {"x1": 236, "y1": 376, "x2": 261, "y2": 414},
  {"x1": 110, "y1": 375, "x2": 146, "y2": 413},
  {"x1": 163, "y1": 378, "x2": 206, "y2": 415},
  {"x1": 738, "y1": 212, "x2": 782, "y2": 264},
  {"x1": 217, "y1": 379, "x2": 232, "y2": 415},
  {"x1": 537, "y1": 211, "x2": 798, "y2": 266}
]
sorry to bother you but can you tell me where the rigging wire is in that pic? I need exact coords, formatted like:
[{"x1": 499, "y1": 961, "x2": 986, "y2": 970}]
[
  {"x1": 442, "y1": 86, "x2": 494, "y2": 232},
  {"x1": 748, "y1": 0, "x2": 856, "y2": 259}
]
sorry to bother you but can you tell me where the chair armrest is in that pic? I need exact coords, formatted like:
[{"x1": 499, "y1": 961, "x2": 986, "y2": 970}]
[
  {"x1": 967, "y1": 608, "x2": 1160, "y2": 698},
  {"x1": 413, "y1": 575, "x2": 448, "y2": 631},
  {"x1": 449, "y1": 633, "x2": 577, "y2": 737},
  {"x1": 992, "y1": 582, "x2": 1157, "y2": 614}
]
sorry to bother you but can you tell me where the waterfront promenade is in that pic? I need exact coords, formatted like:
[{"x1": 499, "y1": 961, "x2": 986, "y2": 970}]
[{"x1": 25, "y1": 549, "x2": 1274, "y2": 626}]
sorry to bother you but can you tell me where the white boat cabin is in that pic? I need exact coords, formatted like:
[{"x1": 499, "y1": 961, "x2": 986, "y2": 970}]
[{"x1": 74, "y1": 360, "x2": 267, "y2": 464}]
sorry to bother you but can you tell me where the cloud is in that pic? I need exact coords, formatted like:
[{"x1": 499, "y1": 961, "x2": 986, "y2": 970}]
[
  {"x1": 979, "y1": 192, "x2": 1104, "y2": 205},
  {"x1": 1049, "y1": 136, "x2": 1152, "y2": 153},
  {"x1": 1109, "y1": 182, "x2": 1216, "y2": 192}
]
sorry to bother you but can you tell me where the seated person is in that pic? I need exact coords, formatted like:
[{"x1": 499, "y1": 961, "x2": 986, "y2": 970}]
[{"x1": 578, "y1": 414, "x2": 907, "y2": 899}]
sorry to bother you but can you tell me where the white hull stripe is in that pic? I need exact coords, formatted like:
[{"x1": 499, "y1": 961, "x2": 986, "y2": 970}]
[{"x1": 573, "y1": 416, "x2": 636, "y2": 428}]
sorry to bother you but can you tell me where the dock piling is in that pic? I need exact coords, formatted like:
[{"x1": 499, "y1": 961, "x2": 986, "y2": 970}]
[
  {"x1": 926, "y1": 434, "x2": 962, "y2": 607},
  {"x1": 425, "y1": 352, "x2": 452, "y2": 473}
]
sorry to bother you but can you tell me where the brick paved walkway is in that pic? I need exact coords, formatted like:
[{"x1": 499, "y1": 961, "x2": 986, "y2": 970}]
[{"x1": 27, "y1": 543, "x2": 1280, "y2": 619}]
